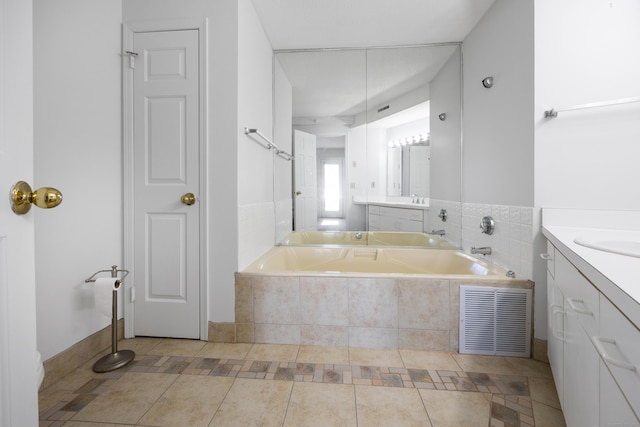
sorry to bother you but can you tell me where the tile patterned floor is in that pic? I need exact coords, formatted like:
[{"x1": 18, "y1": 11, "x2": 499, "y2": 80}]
[{"x1": 39, "y1": 338, "x2": 566, "y2": 427}]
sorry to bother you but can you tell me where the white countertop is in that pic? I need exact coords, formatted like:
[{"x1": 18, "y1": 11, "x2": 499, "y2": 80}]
[
  {"x1": 352, "y1": 196, "x2": 429, "y2": 210},
  {"x1": 542, "y1": 208, "x2": 640, "y2": 329}
]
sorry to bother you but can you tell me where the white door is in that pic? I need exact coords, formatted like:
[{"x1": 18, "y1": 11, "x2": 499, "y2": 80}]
[
  {"x1": 293, "y1": 130, "x2": 317, "y2": 230},
  {"x1": 0, "y1": 0, "x2": 41, "y2": 424},
  {"x1": 132, "y1": 30, "x2": 201, "y2": 338}
]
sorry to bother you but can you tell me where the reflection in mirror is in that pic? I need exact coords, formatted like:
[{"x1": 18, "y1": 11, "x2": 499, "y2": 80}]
[{"x1": 274, "y1": 44, "x2": 461, "y2": 248}]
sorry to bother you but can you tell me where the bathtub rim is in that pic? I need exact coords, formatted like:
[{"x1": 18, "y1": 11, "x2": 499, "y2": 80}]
[
  {"x1": 277, "y1": 230, "x2": 460, "y2": 250},
  {"x1": 240, "y1": 246, "x2": 524, "y2": 282}
]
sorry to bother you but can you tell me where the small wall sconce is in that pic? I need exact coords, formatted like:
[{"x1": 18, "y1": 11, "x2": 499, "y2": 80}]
[
  {"x1": 438, "y1": 113, "x2": 447, "y2": 121},
  {"x1": 482, "y1": 76, "x2": 494, "y2": 88}
]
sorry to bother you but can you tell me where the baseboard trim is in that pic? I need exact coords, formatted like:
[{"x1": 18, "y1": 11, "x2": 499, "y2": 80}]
[
  {"x1": 41, "y1": 319, "x2": 124, "y2": 390},
  {"x1": 532, "y1": 338, "x2": 548, "y2": 363}
]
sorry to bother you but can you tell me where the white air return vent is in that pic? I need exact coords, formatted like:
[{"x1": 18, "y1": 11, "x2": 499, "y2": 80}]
[{"x1": 459, "y1": 286, "x2": 532, "y2": 357}]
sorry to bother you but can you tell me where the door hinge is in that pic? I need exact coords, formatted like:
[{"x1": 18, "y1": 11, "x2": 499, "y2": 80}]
[
  {"x1": 125, "y1": 50, "x2": 138, "y2": 69},
  {"x1": 130, "y1": 287, "x2": 135, "y2": 303}
]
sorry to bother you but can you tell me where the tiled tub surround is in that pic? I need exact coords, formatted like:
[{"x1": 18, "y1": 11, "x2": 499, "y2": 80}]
[
  {"x1": 279, "y1": 230, "x2": 457, "y2": 248},
  {"x1": 462, "y1": 203, "x2": 535, "y2": 280},
  {"x1": 428, "y1": 200, "x2": 535, "y2": 280},
  {"x1": 234, "y1": 250, "x2": 533, "y2": 350}
]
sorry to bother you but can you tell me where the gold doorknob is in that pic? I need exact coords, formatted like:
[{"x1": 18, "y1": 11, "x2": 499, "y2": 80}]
[
  {"x1": 11, "y1": 181, "x2": 63, "y2": 215},
  {"x1": 181, "y1": 193, "x2": 196, "y2": 205},
  {"x1": 295, "y1": 191, "x2": 302, "y2": 196}
]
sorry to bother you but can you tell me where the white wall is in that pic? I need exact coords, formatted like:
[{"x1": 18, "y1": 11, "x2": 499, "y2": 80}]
[
  {"x1": 462, "y1": 0, "x2": 534, "y2": 207},
  {"x1": 237, "y1": 0, "x2": 277, "y2": 269},
  {"x1": 534, "y1": 0, "x2": 640, "y2": 210},
  {"x1": 274, "y1": 58, "x2": 293, "y2": 242},
  {"x1": 430, "y1": 46, "x2": 461, "y2": 203},
  {"x1": 346, "y1": 126, "x2": 368, "y2": 230},
  {"x1": 34, "y1": 0, "x2": 123, "y2": 360},
  {"x1": 461, "y1": 0, "x2": 539, "y2": 338},
  {"x1": 531, "y1": 0, "x2": 640, "y2": 342}
]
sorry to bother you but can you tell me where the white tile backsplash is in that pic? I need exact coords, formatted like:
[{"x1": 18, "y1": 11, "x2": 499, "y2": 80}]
[
  {"x1": 238, "y1": 201, "x2": 275, "y2": 270},
  {"x1": 462, "y1": 202, "x2": 534, "y2": 280}
]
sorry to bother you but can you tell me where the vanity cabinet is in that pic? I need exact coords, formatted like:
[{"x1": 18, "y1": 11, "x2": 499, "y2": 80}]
[
  {"x1": 368, "y1": 205, "x2": 425, "y2": 232},
  {"x1": 545, "y1": 243, "x2": 640, "y2": 427}
]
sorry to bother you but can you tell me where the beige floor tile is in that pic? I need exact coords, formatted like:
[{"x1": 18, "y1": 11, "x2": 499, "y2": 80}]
[
  {"x1": 38, "y1": 389, "x2": 77, "y2": 416},
  {"x1": 532, "y1": 400, "x2": 567, "y2": 427},
  {"x1": 419, "y1": 389, "x2": 490, "y2": 427},
  {"x1": 283, "y1": 382, "x2": 357, "y2": 427},
  {"x1": 297, "y1": 345, "x2": 350, "y2": 365},
  {"x1": 139, "y1": 375, "x2": 234, "y2": 427},
  {"x1": 146, "y1": 338, "x2": 207, "y2": 357},
  {"x1": 72, "y1": 372, "x2": 177, "y2": 424},
  {"x1": 63, "y1": 422, "x2": 135, "y2": 427},
  {"x1": 349, "y1": 347, "x2": 404, "y2": 367},
  {"x1": 117, "y1": 337, "x2": 162, "y2": 354},
  {"x1": 451, "y1": 353, "x2": 520, "y2": 375},
  {"x1": 195, "y1": 342, "x2": 253, "y2": 359},
  {"x1": 355, "y1": 385, "x2": 432, "y2": 426},
  {"x1": 209, "y1": 378, "x2": 292, "y2": 427},
  {"x1": 529, "y1": 377, "x2": 561, "y2": 409},
  {"x1": 400, "y1": 349, "x2": 463, "y2": 370},
  {"x1": 41, "y1": 366, "x2": 97, "y2": 393},
  {"x1": 505, "y1": 356, "x2": 553, "y2": 378},
  {"x1": 245, "y1": 343, "x2": 299, "y2": 361}
]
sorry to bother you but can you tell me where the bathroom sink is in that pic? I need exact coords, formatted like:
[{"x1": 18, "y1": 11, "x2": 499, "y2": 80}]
[{"x1": 574, "y1": 236, "x2": 640, "y2": 258}]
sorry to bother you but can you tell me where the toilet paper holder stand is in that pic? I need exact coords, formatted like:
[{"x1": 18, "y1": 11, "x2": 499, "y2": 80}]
[{"x1": 85, "y1": 265, "x2": 135, "y2": 373}]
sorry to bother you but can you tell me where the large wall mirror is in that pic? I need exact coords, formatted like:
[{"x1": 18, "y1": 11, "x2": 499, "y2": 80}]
[{"x1": 274, "y1": 44, "x2": 462, "y2": 247}]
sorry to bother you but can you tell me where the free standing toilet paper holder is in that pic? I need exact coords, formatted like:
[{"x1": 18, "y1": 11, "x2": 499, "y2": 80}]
[{"x1": 85, "y1": 265, "x2": 135, "y2": 373}]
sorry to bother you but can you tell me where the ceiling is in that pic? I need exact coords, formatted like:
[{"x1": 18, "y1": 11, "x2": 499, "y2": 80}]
[
  {"x1": 250, "y1": 0, "x2": 495, "y2": 50},
  {"x1": 251, "y1": 0, "x2": 495, "y2": 128}
]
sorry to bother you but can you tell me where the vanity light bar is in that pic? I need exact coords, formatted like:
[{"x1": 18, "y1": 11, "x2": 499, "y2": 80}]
[{"x1": 387, "y1": 133, "x2": 430, "y2": 148}]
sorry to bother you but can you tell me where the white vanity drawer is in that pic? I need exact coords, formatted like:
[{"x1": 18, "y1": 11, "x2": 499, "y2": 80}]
[
  {"x1": 554, "y1": 250, "x2": 599, "y2": 335},
  {"x1": 597, "y1": 295, "x2": 640, "y2": 418},
  {"x1": 369, "y1": 205, "x2": 380, "y2": 215}
]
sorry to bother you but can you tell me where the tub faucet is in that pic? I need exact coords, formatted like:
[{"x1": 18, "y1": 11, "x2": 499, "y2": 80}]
[
  {"x1": 430, "y1": 229, "x2": 445, "y2": 236},
  {"x1": 355, "y1": 232, "x2": 363, "y2": 239},
  {"x1": 471, "y1": 246, "x2": 492, "y2": 256}
]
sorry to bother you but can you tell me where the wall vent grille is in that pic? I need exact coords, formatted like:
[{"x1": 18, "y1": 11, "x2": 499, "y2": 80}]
[{"x1": 459, "y1": 286, "x2": 532, "y2": 357}]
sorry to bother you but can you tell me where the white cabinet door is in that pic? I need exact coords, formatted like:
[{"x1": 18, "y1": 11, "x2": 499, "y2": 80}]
[
  {"x1": 598, "y1": 295, "x2": 640, "y2": 419},
  {"x1": 547, "y1": 274, "x2": 565, "y2": 408},
  {"x1": 554, "y1": 249, "x2": 599, "y2": 426},
  {"x1": 599, "y1": 360, "x2": 640, "y2": 427},
  {"x1": 564, "y1": 307, "x2": 599, "y2": 427}
]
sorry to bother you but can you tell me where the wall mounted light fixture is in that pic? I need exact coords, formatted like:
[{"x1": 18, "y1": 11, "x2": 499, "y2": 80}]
[
  {"x1": 438, "y1": 113, "x2": 446, "y2": 121},
  {"x1": 482, "y1": 76, "x2": 494, "y2": 88}
]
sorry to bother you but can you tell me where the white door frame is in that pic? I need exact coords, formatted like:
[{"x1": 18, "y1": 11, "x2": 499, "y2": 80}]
[{"x1": 122, "y1": 19, "x2": 209, "y2": 339}]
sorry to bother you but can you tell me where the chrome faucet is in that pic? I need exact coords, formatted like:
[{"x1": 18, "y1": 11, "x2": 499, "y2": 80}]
[
  {"x1": 430, "y1": 229, "x2": 445, "y2": 236},
  {"x1": 471, "y1": 246, "x2": 492, "y2": 256}
]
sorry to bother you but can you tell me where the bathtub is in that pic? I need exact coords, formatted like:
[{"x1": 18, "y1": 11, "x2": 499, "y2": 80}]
[
  {"x1": 278, "y1": 230, "x2": 457, "y2": 249},
  {"x1": 242, "y1": 246, "x2": 506, "y2": 277},
  {"x1": 234, "y1": 246, "x2": 532, "y2": 351}
]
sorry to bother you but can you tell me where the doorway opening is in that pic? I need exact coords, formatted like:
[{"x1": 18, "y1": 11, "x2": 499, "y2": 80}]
[{"x1": 316, "y1": 136, "x2": 346, "y2": 231}]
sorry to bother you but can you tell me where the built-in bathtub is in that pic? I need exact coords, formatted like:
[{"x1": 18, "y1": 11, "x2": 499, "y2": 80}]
[
  {"x1": 243, "y1": 246, "x2": 502, "y2": 276},
  {"x1": 234, "y1": 246, "x2": 533, "y2": 352},
  {"x1": 278, "y1": 230, "x2": 456, "y2": 249}
]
